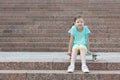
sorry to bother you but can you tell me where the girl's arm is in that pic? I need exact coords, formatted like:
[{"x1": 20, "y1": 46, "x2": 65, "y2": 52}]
[
  {"x1": 68, "y1": 34, "x2": 74, "y2": 54},
  {"x1": 87, "y1": 35, "x2": 91, "y2": 53}
]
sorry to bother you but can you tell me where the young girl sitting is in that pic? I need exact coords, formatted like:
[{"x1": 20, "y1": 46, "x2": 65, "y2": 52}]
[{"x1": 67, "y1": 16, "x2": 91, "y2": 73}]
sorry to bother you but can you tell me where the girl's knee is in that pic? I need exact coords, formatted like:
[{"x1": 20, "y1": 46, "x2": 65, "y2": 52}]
[
  {"x1": 80, "y1": 48, "x2": 87, "y2": 55},
  {"x1": 79, "y1": 46, "x2": 87, "y2": 52},
  {"x1": 72, "y1": 46, "x2": 78, "y2": 51}
]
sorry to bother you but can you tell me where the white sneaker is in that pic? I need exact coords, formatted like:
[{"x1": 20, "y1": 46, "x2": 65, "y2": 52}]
[
  {"x1": 82, "y1": 66, "x2": 89, "y2": 73},
  {"x1": 67, "y1": 65, "x2": 75, "y2": 73}
]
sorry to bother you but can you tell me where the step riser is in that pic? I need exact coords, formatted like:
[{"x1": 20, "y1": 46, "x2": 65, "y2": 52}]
[
  {"x1": 0, "y1": 72, "x2": 119, "y2": 80},
  {"x1": 27, "y1": 74, "x2": 120, "y2": 80},
  {"x1": 0, "y1": 29, "x2": 119, "y2": 34},
  {"x1": 0, "y1": 25, "x2": 120, "y2": 29},
  {"x1": 0, "y1": 62, "x2": 120, "y2": 70},
  {"x1": 0, "y1": 43, "x2": 119, "y2": 48},
  {"x1": 0, "y1": 38, "x2": 119, "y2": 43},
  {"x1": 0, "y1": 48, "x2": 120, "y2": 52},
  {"x1": 0, "y1": 74, "x2": 26, "y2": 80}
]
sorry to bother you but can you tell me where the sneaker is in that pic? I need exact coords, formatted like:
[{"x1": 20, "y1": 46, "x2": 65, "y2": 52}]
[
  {"x1": 67, "y1": 65, "x2": 75, "y2": 73},
  {"x1": 82, "y1": 66, "x2": 89, "y2": 73}
]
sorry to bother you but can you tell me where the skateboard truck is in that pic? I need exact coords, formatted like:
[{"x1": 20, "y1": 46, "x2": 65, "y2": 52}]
[{"x1": 92, "y1": 53, "x2": 97, "y2": 61}]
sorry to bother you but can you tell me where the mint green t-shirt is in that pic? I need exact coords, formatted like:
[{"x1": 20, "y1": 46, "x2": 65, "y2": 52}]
[{"x1": 68, "y1": 25, "x2": 91, "y2": 47}]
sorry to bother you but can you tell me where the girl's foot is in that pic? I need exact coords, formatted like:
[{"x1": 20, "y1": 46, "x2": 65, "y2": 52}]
[
  {"x1": 82, "y1": 66, "x2": 89, "y2": 73},
  {"x1": 67, "y1": 65, "x2": 75, "y2": 73}
]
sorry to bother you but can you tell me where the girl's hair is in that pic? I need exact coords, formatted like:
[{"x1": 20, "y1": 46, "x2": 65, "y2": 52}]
[{"x1": 72, "y1": 16, "x2": 82, "y2": 25}]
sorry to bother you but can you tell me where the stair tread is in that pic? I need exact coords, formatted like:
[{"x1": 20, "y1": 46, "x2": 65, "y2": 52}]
[
  {"x1": 0, "y1": 70, "x2": 120, "y2": 74},
  {"x1": 0, "y1": 52, "x2": 119, "y2": 62}
]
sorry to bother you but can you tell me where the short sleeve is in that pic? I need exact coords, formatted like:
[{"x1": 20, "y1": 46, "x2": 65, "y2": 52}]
[
  {"x1": 84, "y1": 26, "x2": 91, "y2": 35},
  {"x1": 68, "y1": 26, "x2": 76, "y2": 36}
]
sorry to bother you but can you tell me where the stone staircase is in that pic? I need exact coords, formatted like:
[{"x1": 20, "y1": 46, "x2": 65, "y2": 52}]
[
  {"x1": 0, "y1": 52, "x2": 120, "y2": 80},
  {"x1": 0, "y1": 0, "x2": 120, "y2": 79},
  {"x1": 0, "y1": 0, "x2": 120, "y2": 52}
]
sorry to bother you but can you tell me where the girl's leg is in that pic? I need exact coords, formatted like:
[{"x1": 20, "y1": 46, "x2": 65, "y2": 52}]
[
  {"x1": 71, "y1": 46, "x2": 78, "y2": 61},
  {"x1": 80, "y1": 47, "x2": 87, "y2": 66},
  {"x1": 80, "y1": 46, "x2": 89, "y2": 73},
  {"x1": 67, "y1": 46, "x2": 78, "y2": 73}
]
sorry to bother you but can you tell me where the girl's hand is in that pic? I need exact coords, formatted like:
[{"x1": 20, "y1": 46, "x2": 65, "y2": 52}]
[
  {"x1": 67, "y1": 52, "x2": 71, "y2": 56},
  {"x1": 87, "y1": 51, "x2": 92, "y2": 54},
  {"x1": 67, "y1": 52, "x2": 72, "y2": 60}
]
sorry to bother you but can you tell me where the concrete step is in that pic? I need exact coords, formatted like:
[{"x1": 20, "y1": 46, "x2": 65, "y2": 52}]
[
  {"x1": 0, "y1": 19, "x2": 120, "y2": 26},
  {"x1": 0, "y1": 29, "x2": 119, "y2": 34},
  {"x1": 0, "y1": 52, "x2": 120, "y2": 70},
  {"x1": 0, "y1": 42, "x2": 119, "y2": 49},
  {"x1": 0, "y1": 70, "x2": 119, "y2": 80},
  {"x1": 0, "y1": 13, "x2": 119, "y2": 21},
  {"x1": 0, "y1": 47, "x2": 67, "y2": 52},
  {"x1": 90, "y1": 48, "x2": 120, "y2": 52},
  {"x1": 0, "y1": 47, "x2": 120, "y2": 52},
  {"x1": 0, "y1": 37, "x2": 69, "y2": 42},
  {"x1": 0, "y1": 33, "x2": 119, "y2": 38},
  {"x1": 0, "y1": 37, "x2": 119, "y2": 43},
  {"x1": 0, "y1": 25, "x2": 120, "y2": 30},
  {"x1": 0, "y1": 2, "x2": 119, "y2": 11},
  {"x1": 0, "y1": 41, "x2": 119, "y2": 52},
  {"x1": 0, "y1": 42, "x2": 68, "y2": 48},
  {"x1": 0, "y1": 33, "x2": 68, "y2": 37},
  {"x1": 0, "y1": 0, "x2": 119, "y2": 3},
  {"x1": 0, "y1": 60, "x2": 120, "y2": 70},
  {"x1": 0, "y1": 11, "x2": 119, "y2": 19}
]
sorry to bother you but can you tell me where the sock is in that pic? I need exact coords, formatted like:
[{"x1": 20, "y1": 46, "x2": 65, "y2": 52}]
[
  {"x1": 70, "y1": 61, "x2": 75, "y2": 67},
  {"x1": 82, "y1": 61, "x2": 87, "y2": 67}
]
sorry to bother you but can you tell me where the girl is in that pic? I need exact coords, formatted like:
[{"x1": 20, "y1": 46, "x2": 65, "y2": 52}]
[{"x1": 67, "y1": 16, "x2": 91, "y2": 73}]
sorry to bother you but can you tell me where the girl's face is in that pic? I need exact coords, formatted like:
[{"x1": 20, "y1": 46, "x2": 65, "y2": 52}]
[{"x1": 74, "y1": 18, "x2": 84, "y2": 28}]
